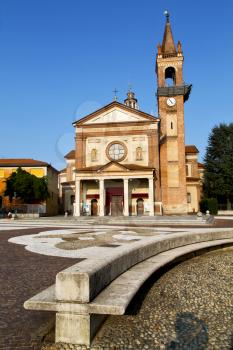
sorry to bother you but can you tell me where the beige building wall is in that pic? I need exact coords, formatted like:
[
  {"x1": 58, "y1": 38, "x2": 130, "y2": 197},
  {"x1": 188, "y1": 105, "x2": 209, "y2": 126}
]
[
  {"x1": 187, "y1": 185, "x2": 198, "y2": 213},
  {"x1": 86, "y1": 135, "x2": 149, "y2": 168}
]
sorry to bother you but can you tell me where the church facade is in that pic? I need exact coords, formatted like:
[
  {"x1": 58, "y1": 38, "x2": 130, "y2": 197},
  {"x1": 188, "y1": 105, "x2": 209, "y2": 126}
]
[{"x1": 59, "y1": 14, "x2": 203, "y2": 216}]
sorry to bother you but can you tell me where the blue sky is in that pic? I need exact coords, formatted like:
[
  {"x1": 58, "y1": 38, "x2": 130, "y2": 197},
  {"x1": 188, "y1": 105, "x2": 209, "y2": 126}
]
[{"x1": 0, "y1": 1, "x2": 232, "y2": 170}]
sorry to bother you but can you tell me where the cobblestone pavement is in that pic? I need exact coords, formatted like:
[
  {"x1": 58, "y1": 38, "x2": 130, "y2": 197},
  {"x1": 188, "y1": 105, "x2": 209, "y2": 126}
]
[
  {"x1": 43, "y1": 247, "x2": 233, "y2": 350},
  {"x1": 0, "y1": 228, "x2": 79, "y2": 350}
]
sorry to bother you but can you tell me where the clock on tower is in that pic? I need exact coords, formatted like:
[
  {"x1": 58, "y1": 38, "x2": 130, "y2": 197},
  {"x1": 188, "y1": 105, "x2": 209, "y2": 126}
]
[{"x1": 156, "y1": 11, "x2": 192, "y2": 214}]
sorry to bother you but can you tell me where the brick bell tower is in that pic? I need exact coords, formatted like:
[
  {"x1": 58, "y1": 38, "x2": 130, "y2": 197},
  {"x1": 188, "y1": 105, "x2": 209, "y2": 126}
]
[{"x1": 156, "y1": 11, "x2": 192, "y2": 214}]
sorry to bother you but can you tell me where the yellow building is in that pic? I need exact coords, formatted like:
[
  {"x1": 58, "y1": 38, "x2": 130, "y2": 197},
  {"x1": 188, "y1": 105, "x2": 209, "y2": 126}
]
[{"x1": 0, "y1": 158, "x2": 59, "y2": 216}]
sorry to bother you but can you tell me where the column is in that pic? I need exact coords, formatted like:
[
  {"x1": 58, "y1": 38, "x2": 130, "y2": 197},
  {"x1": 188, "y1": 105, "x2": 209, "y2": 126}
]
[
  {"x1": 149, "y1": 177, "x2": 154, "y2": 216},
  {"x1": 99, "y1": 179, "x2": 105, "y2": 216},
  {"x1": 124, "y1": 178, "x2": 129, "y2": 216},
  {"x1": 56, "y1": 312, "x2": 106, "y2": 346},
  {"x1": 74, "y1": 179, "x2": 81, "y2": 216}
]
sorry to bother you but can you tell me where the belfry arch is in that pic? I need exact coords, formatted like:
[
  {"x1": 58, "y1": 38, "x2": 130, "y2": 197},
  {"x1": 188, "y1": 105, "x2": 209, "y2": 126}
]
[{"x1": 165, "y1": 66, "x2": 176, "y2": 86}]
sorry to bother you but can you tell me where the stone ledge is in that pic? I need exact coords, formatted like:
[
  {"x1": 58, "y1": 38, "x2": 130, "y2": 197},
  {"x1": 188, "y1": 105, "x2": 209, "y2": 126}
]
[
  {"x1": 24, "y1": 230, "x2": 233, "y2": 346},
  {"x1": 55, "y1": 229, "x2": 233, "y2": 303},
  {"x1": 24, "y1": 237, "x2": 233, "y2": 316}
]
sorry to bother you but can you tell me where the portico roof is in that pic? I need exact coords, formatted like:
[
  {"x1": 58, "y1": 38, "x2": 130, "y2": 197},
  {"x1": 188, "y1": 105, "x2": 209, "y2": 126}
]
[{"x1": 76, "y1": 161, "x2": 155, "y2": 173}]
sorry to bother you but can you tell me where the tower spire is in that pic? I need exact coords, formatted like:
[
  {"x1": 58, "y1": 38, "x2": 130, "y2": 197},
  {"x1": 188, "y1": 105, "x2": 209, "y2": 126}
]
[{"x1": 161, "y1": 11, "x2": 176, "y2": 55}]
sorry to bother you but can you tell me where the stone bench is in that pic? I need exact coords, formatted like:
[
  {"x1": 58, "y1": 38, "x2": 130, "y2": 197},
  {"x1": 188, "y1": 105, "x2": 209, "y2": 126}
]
[{"x1": 24, "y1": 230, "x2": 233, "y2": 346}]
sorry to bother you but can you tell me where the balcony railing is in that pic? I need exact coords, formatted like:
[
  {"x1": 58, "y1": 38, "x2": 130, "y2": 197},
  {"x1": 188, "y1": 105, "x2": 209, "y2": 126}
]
[{"x1": 157, "y1": 84, "x2": 192, "y2": 102}]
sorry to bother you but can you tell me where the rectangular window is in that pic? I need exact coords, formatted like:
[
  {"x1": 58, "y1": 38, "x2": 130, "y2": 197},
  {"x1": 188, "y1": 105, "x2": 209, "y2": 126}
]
[
  {"x1": 186, "y1": 164, "x2": 192, "y2": 177},
  {"x1": 187, "y1": 192, "x2": 191, "y2": 203}
]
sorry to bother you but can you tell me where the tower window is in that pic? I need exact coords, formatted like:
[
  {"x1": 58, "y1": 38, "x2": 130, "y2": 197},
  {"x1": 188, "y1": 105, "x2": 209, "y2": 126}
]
[
  {"x1": 171, "y1": 122, "x2": 173, "y2": 129},
  {"x1": 165, "y1": 66, "x2": 176, "y2": 86}
]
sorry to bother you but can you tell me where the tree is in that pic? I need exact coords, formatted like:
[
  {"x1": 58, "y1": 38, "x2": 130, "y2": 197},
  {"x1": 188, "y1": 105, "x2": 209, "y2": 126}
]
[
  {"x1": 4, "y1": 167, "x2": 49, "y2": 203},
  {"x1": 204, "y1": 123, "x2": 233, "y2": 209}
]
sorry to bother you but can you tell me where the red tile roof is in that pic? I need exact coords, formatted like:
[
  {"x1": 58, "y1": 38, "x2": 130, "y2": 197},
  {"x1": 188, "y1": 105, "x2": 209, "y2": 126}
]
[
  {"x1": 77, "y1": 162, "x2": 155, "y2": 172},
  {"x1": 64, "y1": 150, "x2": 75, "y2": 159},
  {"x1": 185, "y1": 145, "x2": 199, "y2": 154},
  {"x1": 59, "y1": 167, "x2": 67, "y2": 174},
  {"x1": 0, "y1": 158, "x2": 49, "y2": 167},
  {"x1": 198, "y1": 162, "x2": 204, "y2": 169}
]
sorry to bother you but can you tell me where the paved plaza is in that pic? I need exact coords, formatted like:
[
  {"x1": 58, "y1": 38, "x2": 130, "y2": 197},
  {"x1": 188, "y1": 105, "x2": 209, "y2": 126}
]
[
  {"x1": 0, "y1": 217, "x2": 233, "y2": 349},
  {"x1": 0, "y1": 227, "x2": 79, "y2": 350}
]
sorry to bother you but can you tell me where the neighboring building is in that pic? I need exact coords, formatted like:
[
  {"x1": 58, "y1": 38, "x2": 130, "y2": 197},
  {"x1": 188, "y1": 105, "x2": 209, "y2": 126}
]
[
  {"x1": 0, "y1": 158, "x2": 59, "y2": 215},
  {"x1": 59, "y1": 151, "x2": 75, "y2": 214},
  {"x1": 185, "y1": 146, "x2": 204, "y2": 213},
  {"x1": 60, "y1": 13, "x2": 203, "y2": 216}
]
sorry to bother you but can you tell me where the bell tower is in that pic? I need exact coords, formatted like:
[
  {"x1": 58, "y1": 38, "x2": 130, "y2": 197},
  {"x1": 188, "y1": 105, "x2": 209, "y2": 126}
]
[{"x1": 156, "y1": 11, "x2": 192, "y2": 214}]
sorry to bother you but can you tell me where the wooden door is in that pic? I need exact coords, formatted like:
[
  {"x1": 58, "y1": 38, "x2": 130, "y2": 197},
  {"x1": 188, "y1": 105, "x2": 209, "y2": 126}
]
[
  {"x1": 137, "y1": 198, "x2": 144, "y2": 216},
  {"x1": 91, "y1": 199, "x2": 98, "y2": 216},
  {"x1": 111, "y1": 195, "x2": 123, "y2": 216}
]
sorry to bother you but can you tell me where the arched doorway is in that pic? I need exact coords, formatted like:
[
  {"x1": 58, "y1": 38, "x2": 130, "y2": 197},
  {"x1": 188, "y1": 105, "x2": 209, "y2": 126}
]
[
  {"x1": 91, "y1": 199, "x2": 98, "y2": 216},
  {"x1": 137, "y1": 198, "x2": 144, "y2": 216}
]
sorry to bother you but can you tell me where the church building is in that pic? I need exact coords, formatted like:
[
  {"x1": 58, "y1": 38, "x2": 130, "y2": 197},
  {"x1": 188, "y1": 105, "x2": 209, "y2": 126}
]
[{"x1": 59, "y1": 13, "x2": 203, "y2": 216}]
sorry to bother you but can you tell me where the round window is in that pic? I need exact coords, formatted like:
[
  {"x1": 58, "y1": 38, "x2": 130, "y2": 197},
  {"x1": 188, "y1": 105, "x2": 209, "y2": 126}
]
[{"x1": 107, "y1": 142, "x2": 127, "y2": 161}]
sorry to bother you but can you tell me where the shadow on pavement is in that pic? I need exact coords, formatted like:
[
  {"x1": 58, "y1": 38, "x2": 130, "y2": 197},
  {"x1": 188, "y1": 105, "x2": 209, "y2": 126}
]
[{"x1": 165, "y1": 312, "x2": 208, "y2": 349}]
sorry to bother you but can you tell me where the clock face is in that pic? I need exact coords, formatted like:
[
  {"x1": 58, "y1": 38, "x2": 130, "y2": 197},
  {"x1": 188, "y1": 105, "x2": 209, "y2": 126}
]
[
  {"x1": 107, "y1": 142, "x2": 126, "y2": 161},
  {"x1": 167, "y1": 97, "x2": 176, "y2": 107}
]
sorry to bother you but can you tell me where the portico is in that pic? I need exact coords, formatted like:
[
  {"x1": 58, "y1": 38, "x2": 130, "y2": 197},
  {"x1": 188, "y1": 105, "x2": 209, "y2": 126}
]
[{"x1": 73, "y1": 172, "x2": 156, "y2": 217}]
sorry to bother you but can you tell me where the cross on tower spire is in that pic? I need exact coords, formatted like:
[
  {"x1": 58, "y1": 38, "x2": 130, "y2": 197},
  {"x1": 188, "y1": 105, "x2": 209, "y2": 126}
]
[{"x1": 164, "y1": 10, "x2": 170, "y2": 23}]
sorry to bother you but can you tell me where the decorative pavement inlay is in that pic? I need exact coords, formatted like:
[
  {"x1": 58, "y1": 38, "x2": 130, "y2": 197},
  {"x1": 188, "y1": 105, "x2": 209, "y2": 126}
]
[{"x1": 8, "y1": 226, "x2": 187, "y2": 258}]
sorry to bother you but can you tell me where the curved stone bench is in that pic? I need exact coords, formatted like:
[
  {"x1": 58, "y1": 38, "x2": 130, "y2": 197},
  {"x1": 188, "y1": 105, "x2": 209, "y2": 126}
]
[{"x1": 24, "y1": 230, "x2": 233, "y2": 346}]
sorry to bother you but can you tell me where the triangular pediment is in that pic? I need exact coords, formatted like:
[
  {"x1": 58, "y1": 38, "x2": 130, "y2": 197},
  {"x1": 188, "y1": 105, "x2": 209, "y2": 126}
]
[
  {"x1": 84, "y1": 108, "x2": 148, "y2": 124},
  {"x1": 97, "y1": 161, "x2": 130, "y2": 173},
  {"x1": 73, "y1": 102, "x2": 158, "y2": 126}
]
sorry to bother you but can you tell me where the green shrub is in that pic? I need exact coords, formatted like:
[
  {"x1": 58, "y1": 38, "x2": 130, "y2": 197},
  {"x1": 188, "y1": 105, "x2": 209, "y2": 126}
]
[
  {"x1": 200, "y1": 198, "x2": 218, "y2": 215},
  {"x1": 208, "y1": 198, "x2": 218, "y2": 215}
]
